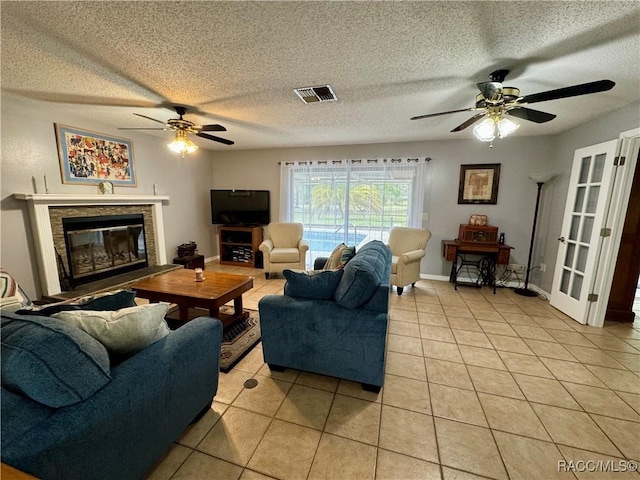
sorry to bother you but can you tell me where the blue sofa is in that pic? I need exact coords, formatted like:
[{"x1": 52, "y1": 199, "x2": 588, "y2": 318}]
[
  {"x1": 1, "y1": 311, "x2": 222, "y2": 480},
  {"x1": 259, "y1": 240, "x2": 391, "y2": 391}
]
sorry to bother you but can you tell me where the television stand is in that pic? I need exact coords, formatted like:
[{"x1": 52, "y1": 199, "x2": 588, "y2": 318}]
[
  {"x1": 227, "y1": 223, "x2": 260, "y2": 228},
  {"x1": 218, "y1": 225, "x2": 264, "y2": 268}
]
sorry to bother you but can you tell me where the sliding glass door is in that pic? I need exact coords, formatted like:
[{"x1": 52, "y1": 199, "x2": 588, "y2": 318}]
[{"x1": 280, "y1": 158, "x2": 428, "y2": 266}]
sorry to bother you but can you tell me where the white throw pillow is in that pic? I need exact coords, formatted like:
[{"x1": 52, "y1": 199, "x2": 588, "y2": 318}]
[{"x1": 52, "y1": 303, "x2": 170, "y2": 356}]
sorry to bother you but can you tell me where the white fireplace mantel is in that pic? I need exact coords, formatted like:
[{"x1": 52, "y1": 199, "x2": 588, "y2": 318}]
[
  {"x1": 14, "y1": 193, "x2": 170, "y2": 296},
  {"x1": 13, "y1": 193, "x2": 170, "y2": 205}
]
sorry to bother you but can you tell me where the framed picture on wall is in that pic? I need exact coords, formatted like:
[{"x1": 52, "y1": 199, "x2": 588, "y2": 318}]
[
  {"x1": 54, "y1": 124, "x2": 137, "y2": 186},
  {"x1": 458, "y1": 163, "x2": 501, "y2": 204}
]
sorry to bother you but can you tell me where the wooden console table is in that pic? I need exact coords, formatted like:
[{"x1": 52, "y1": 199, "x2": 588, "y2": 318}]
[{"x1": 442, "y1": 240, "x2": 513, "y2": 293}]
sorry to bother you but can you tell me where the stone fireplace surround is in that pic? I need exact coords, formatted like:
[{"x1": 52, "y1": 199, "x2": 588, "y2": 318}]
[{"x1": 14, "y1": 194, "x2": 170, "y2": 297}]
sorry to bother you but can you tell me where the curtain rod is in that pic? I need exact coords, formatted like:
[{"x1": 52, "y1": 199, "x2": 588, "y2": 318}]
[{"x1": 278, "y1": 157, "x2": 431, "y2": 165}]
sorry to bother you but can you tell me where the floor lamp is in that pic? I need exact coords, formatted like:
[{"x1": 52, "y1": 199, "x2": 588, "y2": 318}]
[{"x1": 515, "y1": 173, "x2": 556, "y2": 297}]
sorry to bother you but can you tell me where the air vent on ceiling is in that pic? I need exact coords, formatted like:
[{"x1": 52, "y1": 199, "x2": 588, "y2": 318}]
[{"x1": 294, "y1": 85, "x2": 338, "y2": 104}]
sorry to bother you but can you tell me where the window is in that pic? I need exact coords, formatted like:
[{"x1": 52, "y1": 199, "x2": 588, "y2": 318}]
[{"x1": 280, "y1": 158, "x2": 429, "y2": 265}]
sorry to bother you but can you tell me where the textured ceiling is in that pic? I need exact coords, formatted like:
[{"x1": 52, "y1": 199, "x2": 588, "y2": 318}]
[{"x1": 2, "y1": 1, "x2": 639, "y2": 151}]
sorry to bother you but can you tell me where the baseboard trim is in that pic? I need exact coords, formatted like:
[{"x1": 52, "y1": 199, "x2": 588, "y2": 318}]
[{"x1": 420, "y1": 273, "x2": 548, "y2": 296}]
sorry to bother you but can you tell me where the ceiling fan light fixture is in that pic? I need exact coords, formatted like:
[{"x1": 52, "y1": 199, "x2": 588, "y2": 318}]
[
  {"x1": 184, "y1": 139, "x2": 198, "y2": 154},
  {"x1": 412, "y1": 70, "x2": 615, "y2": 147},
  {"x1": 497, "y1": 116, "x2": 519, "y2": 138},
  {"x1": 168, "y1": 130, "x2": 198, "y2": 156},
  {"x1": 473, "y1": 117, "x2": 496, "y2": 142}
]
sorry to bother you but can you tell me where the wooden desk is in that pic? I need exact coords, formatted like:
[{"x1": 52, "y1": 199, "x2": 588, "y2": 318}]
[{"x1": 442, "y1": 240, "x2": 513, "y2": 293}]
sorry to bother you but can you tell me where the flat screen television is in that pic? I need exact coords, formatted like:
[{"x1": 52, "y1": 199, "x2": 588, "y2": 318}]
[{"x1": 210, "y1": 189, "x2": 271, "y2": 225}]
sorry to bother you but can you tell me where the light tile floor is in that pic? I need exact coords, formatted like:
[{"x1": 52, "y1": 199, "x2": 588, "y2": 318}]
[{"x1": 147, "y1": 262, "x2": 640, "y2": 480}]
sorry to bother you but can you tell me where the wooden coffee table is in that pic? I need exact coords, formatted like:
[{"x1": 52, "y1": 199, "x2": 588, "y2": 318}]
[{"x1": 131, "y1": 269, "x2": 253, "y2": 326}]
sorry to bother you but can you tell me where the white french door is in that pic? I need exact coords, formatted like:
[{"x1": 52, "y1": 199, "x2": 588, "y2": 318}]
[{"x1": 549, "y1": 140, "x2": 618, "y2": 323}]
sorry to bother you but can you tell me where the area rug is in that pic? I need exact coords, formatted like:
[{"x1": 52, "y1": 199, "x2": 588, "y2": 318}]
[{"x1": 219, "y1": 306, "x2": 261, "y2": 373}]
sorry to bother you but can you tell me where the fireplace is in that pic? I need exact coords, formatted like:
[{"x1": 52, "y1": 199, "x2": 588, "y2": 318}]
[
  {"x1": 14, "y1": 193, "x2": 170, "y2": 297},
  {"x1": 62, "y1": 214, "x2": 148, "y2": 287}
]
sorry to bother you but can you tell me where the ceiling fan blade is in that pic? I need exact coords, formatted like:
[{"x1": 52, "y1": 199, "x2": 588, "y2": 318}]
[
  {"x1": 133, "y1": 113, "x2": 167, "y2": 125},
  {"x1": 477, "y1": 81, "x2": 503, "y2": 102},
  {"x1": 410, "y1": 107, "x2": 475, "y2": 121},
  {"x1": 198, "y1": 124, "x2": 227, "y2": 132},
  {"x1": 451, "y1": 113, "x2": 485, "y2": 132},
  {"x1": 196, "y1": 132, "x2": 234, "y2": 146},
  {"x1": 507, "y1": 107, "x2": 557, "y2": 123},
  {"x1": 117, "y1": 127, "x2": 167, "y2": 130},
  {"x1": 520, "y1": 80, "x2": 615, "y2": 104}
]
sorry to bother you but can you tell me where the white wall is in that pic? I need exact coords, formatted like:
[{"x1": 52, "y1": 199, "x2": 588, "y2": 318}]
[
  {"x1": 1, "y1": 95, "x2": 216, "y2": 299},
  {"x1": 210, "y1": 136, "x2": 558, "y2": 277}
]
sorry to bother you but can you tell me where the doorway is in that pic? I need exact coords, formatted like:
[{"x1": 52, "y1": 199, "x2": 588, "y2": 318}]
[
  {"x1": 605, "y1": 147, "x2": 640, "y2": 323},
  {"x1": 591, "y1": 128, "x2": 640, "y2": 327},
  {"x1": 549, "y1": 140, "x2": 618, "y2": 323},
  {"x1": 550, "y1": 128, "x2": 639, "y2": 326}
]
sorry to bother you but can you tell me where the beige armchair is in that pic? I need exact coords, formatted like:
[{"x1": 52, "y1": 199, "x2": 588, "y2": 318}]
[
  {"x1": 387, "y1": 227, "x2": 432, "y2": 295},
  {"x1": 259, "y1": 222, "x2": 309, "y2": 279}
]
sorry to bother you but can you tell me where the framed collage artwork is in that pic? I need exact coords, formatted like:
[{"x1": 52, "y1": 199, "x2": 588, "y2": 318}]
[{"x1": 55, "y1": 124, "x2": 137, "y2": 186}]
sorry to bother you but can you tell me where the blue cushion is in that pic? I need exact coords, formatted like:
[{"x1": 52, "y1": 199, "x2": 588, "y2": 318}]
[
  {"x1": 334, "y1": 241, "x2": 391, "y2": 309},
  {"x1": 16, "y1": 290, "x2": 136, "y2": 317},
  {"x1": 283, "y1": 269, "x2": 344, "y2": 300},
  {"x1": 75, "y1": 290, "x2": 137, "y2": 310},
  {"x1": 1, "y1": 313, "x2": 111, "y2": 408}
]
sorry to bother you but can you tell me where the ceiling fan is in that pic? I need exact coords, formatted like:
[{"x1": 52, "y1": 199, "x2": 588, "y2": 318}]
[
  {"x1": 410, "y1": 70, "x2": 615, "y2": 143},
  {"x1": 119, "y1": 106, "x2": 234, "y2": 154}
]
